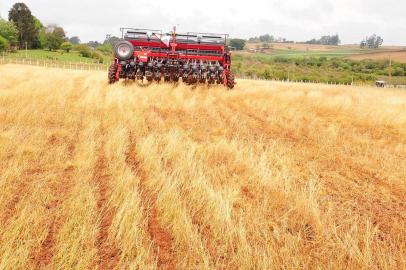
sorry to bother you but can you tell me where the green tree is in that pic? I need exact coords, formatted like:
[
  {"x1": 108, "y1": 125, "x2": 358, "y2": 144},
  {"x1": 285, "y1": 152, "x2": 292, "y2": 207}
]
[
  {"x1": 61, "y1": 41, "x2": 73, "y2": 52},
  {"x1": 0, "y1": 19, "x2": 18, "y2": 45},
  {"x1": 374, "y1": 36, "x2": 383, "y2": 48},
  {"x1": 0, "y1": 35, "x2": 9, "y2": 51},
  {"x1": 68, "y1": 36, "x2": 80, "y2": 44},
  {"x1": 360, "y1": 34, "x2": 383, "y2": 49},
  {"x1": 103, "y1": 35, "x2": 120, "y2": 46},
  {"x1": 32, "y1": 16, "x2": 43, "y2": 30},
  {"x1": 333, "y1": 34, "x2": 341, "y2": 45},
  {"x1": 305, "y1": 34, "x2": 340, "y2": 45},
  {"x1": 259, "y1": 34, "x2": 274, "y2": 43},
  {"x1": 229, "y1": 38, "x2": 246, "y2": 50},
  {"x1": 31, "y1": 16, "x2": 44, "y2": 48},
  {"x1": 44, "y1": 25, "x2": 65, "y2": 51},
  {"x1": 8, "y1": 3, "x2": 38, "y2": 48},
  {"x1": 87, "y1": 41, "x2": 101, "y2": 49},
  {"x1": 38, "y1": 29, "x2": 47, "y2": 48}
]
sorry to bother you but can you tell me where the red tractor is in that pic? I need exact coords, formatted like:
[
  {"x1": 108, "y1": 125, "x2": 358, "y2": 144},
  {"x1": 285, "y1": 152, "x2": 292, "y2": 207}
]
[{"x1": 108, "y1": 27, "x2": 235, "y2": 89}]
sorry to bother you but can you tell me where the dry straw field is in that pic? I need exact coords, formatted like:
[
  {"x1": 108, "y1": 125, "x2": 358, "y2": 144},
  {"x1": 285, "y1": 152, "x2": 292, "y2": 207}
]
[
  {"x1": 348, "y1": 50, "x2": 406, "y2": 63},
  {"x1": 0, "y1": 64, "x2": 405, "y2": 269}
]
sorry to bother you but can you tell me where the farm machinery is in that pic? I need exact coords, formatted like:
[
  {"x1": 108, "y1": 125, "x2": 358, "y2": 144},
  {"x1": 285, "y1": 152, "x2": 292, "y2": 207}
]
[{"x1": 108, "y1": 27, "x2": 235, "y2": 89}]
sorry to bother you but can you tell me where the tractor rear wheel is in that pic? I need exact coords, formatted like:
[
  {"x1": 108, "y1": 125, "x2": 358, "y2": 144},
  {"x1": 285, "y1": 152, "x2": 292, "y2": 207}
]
[
  {"x1": 108, "y1": 64, "x2": 118, "y2": 84},
  {"x1": 226, "y1": 71, "x2": 235, "y2": 89}
]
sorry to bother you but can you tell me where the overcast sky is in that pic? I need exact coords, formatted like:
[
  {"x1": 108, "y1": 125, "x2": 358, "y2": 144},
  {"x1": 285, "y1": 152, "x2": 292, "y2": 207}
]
[{"x1": 1, "y1": 0, "x2": 405, "y2": 45}]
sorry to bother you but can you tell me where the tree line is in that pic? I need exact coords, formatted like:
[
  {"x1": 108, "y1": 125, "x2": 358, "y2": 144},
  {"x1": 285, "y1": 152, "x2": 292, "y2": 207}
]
[
  {"x1": 229, "y1": 32, "x2": 384, "y2": 51},
  {"x1": 249, "y1": 34, "x2": 294, "y2": 43},
  {"x1": 0, "y1": 3, "x2": 123, "y2": 63},
  {"x1": 0, "y1": 3, "x2": 81, "y2": 52},
  {"x1": 248, "y1": 34, "x2": 340, "y2": 46},
  {"x1": 246, "y1": 33, "x2": 384, "y2": 48},
  {"x1": 303, "y1": 34, "x2": 340, "y2": 45}
]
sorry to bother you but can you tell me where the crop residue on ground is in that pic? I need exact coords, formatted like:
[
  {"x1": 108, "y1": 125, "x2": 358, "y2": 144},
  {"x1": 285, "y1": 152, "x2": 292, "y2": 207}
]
[{"x1": 0, "y1": 65, "x2": 405, "y2": 269}]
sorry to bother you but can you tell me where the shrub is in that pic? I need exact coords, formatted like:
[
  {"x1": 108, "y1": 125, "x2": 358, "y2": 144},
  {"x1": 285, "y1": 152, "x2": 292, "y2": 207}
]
[
  {"x1": 74, "y1": 44, "x2": 92, "y2": 57},
  {"x1": 263, "y1": 68, "x2": 271, "y2": 79},
  {"x1": 96, "y1": 43, "x2": 112, "y2": 55},
  {"x1": 274, "y1": 56, "x2": 289, "y2": 63},
  {"x1": 392, "y1": 68, "x2": 404, "y2": 76},
  {"x1": 91, "y1": 51, "x2": 104, "y2": 63}
]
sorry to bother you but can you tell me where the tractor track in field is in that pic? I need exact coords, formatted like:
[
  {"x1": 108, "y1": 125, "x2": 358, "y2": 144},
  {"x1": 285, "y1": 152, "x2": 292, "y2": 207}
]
[
  {"x1": 31, "y1": 85, "x2": 88, "y2": 268},
  {"x1": 125, "y1": 131, "x2": 177, "y2": 270},
  {"x1": 93, "y1": 122, "x2": 120, "y2": 270},
  {"x1": 219, "y1": 99, "x2": 302, "y2": 144},
  {"x1": 32, "y1": 116, "x2": 83, "y2": 268},
  {"x1": 0, "y1": 146, "x2": 49, "y2": 225},
  {"x1": 0, "y1": 172, "x2": 37, "y2": 226},
  {"x1": 32, "y1": 165, "x2": 75, "y2": 267}
]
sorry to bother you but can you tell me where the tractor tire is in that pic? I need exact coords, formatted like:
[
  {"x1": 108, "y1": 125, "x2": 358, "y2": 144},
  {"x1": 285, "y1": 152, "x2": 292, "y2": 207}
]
[
  {"x1": 108, "y1": 64, "x2": 118, "y2": 84},
  {"x1": 226, "y1": 71, "x2": 235, "y2": 89},
  {"x1": 113, "y1": 40, "x2": 134, "y2": 61}
]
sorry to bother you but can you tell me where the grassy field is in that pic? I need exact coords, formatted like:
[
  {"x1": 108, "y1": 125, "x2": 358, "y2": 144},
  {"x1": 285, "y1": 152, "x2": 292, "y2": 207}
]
[
  {"x1": 0, "y1": 65, "x2": 405, "y2": 269},
  {"x1": 233, "y1": 52, "x2": 406, "y2": 85},
  {"x1": 2, "y1": 49, "x2": 111, "y2": 64},
  {"x1": 238, "y1": 43, "x2": 406, "y2": 84}
]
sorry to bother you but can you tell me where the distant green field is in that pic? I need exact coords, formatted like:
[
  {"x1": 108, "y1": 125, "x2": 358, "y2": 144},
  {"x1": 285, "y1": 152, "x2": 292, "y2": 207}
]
[
  {"x1": 2, "y1": 48, "x2": 405, "y2": 85},
  {"x1": 2, "y1": 49, "x2": 111, "y2": 64},
  {"x1": 243, "y1": 42, "x2": 398, "y2": 59}
]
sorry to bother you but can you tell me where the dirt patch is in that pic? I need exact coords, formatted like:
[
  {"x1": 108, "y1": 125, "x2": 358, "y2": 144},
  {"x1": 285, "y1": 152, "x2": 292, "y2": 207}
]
[
  {"x1": 1, "y1": 183, "x2": 28, "y2": 224},
  {"x1": 93, "y1": 125, "x2": 120, "y2": 270},
  {"x1": 33, "y1": 167, "x2": 75, "y2": 267},
  {"x1": 348, "y1": 51, "x2": 406, "y2": 63},
  {"x1": 125, "y1": 131, "x2": 177, "y2": 270},
  {"x1": 31, "y1": 128, "x2": 80, "y2": 268}
]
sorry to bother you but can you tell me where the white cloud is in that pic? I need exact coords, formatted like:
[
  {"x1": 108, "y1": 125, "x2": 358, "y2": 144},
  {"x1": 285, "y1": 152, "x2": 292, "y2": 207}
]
[{"x1": 1, "y1": 0, "x2": 405, "y2": 45}]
